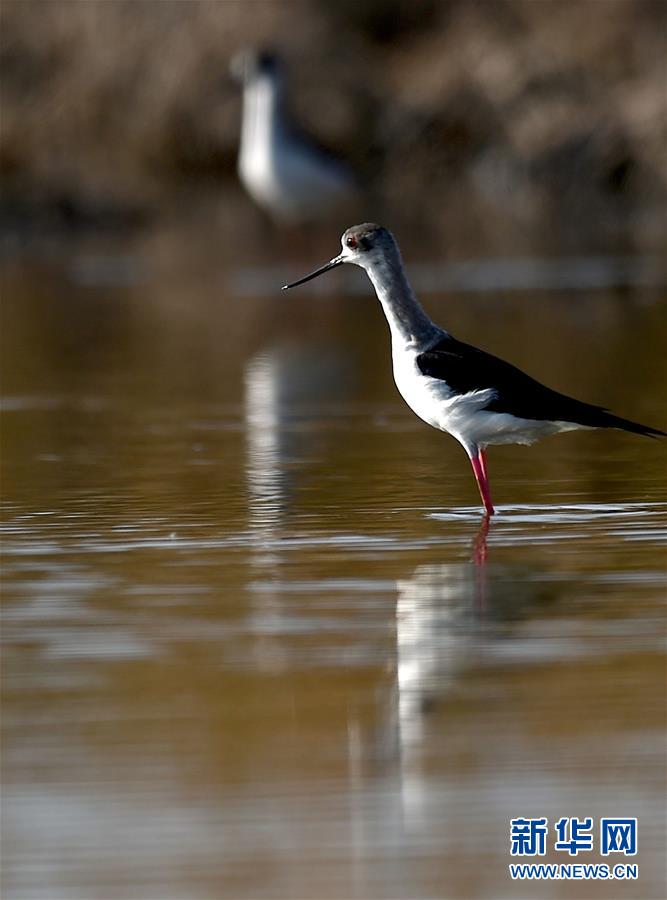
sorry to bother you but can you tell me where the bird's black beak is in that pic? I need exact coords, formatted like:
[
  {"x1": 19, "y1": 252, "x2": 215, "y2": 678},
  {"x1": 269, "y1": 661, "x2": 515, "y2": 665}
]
[{"x1": 281, "y1": 255, "x2": 344, "y2": 290}]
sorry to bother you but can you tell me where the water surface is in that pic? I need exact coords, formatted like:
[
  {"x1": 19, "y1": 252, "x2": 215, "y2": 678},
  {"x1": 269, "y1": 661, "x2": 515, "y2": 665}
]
[{"x1": 2, "y1": 238, "x2": 666, "y2": 899}]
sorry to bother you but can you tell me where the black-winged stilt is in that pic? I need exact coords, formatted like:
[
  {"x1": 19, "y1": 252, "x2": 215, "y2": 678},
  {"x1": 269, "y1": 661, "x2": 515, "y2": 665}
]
[
  {"x1": 282, "y1": 223, "x2": 665, "y2": 516},
  {"x1": 231, "y1": 50, "x2": 356, "y2": 224}
]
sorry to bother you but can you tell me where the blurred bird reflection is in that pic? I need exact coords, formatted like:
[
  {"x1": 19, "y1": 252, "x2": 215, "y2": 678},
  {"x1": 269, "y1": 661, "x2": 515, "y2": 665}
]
[
  {"x1": 382, "y1": 553, "x2": 554, "y2": 830},
  {"x1": 395, "y1": 563, "x2": 481, "y2": 745},
  {"x1": 244, "y1": 342, "x2": 347, "y2": 536},
  {"x1": 244, "y1": 350, "x2": 286, "y2": 541}
]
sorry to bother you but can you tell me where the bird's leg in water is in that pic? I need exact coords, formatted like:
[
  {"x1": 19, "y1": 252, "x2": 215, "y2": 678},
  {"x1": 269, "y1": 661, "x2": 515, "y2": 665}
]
[{"x1": 470, "y1": 451, "x2": 495, "y2": 516}]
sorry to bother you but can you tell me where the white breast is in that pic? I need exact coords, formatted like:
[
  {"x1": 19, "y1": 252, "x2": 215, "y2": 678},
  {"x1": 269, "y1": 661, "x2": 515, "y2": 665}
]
[
  {"x1": 389, "y1": 342, "x2": 581, "y2": 450},
  {"x1": 391, "y1": 344, "x2": 455, "y2": 430}
]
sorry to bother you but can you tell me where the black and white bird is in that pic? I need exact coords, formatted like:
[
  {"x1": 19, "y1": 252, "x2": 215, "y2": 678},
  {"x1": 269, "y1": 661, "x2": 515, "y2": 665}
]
[
  {"x1": 231, "y1": 50, "x2": 356, "y2": 224},
  {"x1": 282, "y1": 223, "x2": 664, "y2": 516}
]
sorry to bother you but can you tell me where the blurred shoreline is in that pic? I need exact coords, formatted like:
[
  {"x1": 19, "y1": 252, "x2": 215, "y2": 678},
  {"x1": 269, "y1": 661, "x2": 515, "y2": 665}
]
[{"x1": 1, "y1": 0, "x2": 666, "y2": 259}]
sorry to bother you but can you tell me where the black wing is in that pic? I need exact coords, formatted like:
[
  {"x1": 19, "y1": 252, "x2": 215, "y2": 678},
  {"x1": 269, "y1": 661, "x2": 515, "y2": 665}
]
[{"x1": 417, "y1": 335, "x2": 665, "y2": 436}]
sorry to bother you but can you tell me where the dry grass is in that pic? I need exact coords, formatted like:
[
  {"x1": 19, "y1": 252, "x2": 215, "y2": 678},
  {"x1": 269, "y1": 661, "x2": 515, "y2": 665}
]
[{"x1": 1, "y1": 0, "x2": 665, "y2": 253}]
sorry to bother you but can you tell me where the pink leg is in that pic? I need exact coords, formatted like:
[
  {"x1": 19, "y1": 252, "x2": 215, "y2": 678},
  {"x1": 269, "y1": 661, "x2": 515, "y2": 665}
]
[
  {"x1": 478, "y1": 448, "x2": 489, "y2": 481},
  {"x1": 470, "y1": 451, "x2": 495, "y2": 516}
]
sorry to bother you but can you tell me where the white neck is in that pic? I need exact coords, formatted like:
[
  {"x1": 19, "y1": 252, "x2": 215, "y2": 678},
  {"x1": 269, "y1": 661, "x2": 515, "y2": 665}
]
[
  {"x1": 240, "y1": 74, "x2": 285, "y2": 159},
  {"x1": 365, "y1": 255, "x2": 441, "y2": 348}
]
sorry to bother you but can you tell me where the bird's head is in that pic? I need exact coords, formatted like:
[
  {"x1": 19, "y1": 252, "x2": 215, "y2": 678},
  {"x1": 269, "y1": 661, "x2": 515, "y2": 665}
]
[
  {"x1": 230, "y1": 49, "x2": 283, "y2": 85},
  {"x1": 282, "y1": 224, "x2": 398, "y2": 290}
]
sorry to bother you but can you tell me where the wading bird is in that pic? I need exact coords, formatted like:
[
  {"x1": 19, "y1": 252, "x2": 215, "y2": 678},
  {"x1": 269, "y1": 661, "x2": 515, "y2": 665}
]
[
  {"x1": 231, "y1": 50, "x2": 356, "y2": 224},
  {"x1": 282, "y1": 224, "x2": 664, "y2": 516}
]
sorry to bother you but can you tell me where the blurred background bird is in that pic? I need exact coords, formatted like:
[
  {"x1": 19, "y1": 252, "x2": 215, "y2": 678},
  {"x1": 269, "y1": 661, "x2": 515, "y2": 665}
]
[{"x1": 230, "y1": 49, "x2": 358, "y2": 225}]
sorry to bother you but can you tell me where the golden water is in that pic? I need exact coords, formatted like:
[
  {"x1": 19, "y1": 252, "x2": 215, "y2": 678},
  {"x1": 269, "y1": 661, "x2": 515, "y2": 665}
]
[{"x1": 2, "y1": 235, "x2": 666, "y2": 899}]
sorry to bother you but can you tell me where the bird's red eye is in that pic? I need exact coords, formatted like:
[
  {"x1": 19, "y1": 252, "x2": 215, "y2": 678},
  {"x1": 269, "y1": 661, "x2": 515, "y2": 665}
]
[{"x1": 346, "y1": 236, "x2": 357, "y2": 249}]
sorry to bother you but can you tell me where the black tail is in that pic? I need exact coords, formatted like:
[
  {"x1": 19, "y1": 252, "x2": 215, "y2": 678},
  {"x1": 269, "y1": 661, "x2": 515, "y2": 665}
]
[
  {"x1": 584, "y1": 409, "x2": 666, "y2": 438},
  {"x1": 532, "y1": 386, "x2": 666, "y2": 437}
]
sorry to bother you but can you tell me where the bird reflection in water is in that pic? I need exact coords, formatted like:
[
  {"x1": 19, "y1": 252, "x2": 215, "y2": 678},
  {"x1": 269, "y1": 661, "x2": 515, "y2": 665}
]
[
  {"x1": 244, "y1": 350, "x2": 290, "y2": 670},
  {"x1": 244, "y1": 351, "x2": 287, "y2": 554},
  {"x1": 383, "y1": 523, "x2": 540, "y2": 823},
  {"x1": 394, "y1": 556, "x2": 487, "y2": 748},
  {"x1": 243, "y1": 344, "x2": 346, "y2": 669},
  {"x1": 244, "y1": 343, "x2": 345, "y2": 540},
  {"x1": 472, "y1": 513, "x2": 491, "y2": 568}
]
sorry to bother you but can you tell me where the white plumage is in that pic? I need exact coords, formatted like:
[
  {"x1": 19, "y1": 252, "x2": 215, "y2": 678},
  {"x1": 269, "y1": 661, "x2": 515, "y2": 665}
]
[
  {"x1": 283, "y1": 223, "x2": 664, "y2": 515},
  {"x1": 232, "y1": 51, "x2": 356, "y2": 224}
]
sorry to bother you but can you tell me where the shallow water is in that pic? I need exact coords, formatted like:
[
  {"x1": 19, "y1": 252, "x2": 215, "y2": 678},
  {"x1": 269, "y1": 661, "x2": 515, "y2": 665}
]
[{"x1": 1, "y1": 237, "x2": 666, "y2": 899}]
